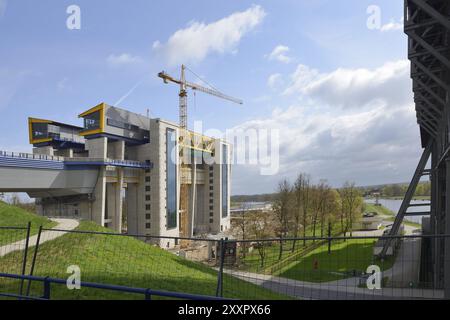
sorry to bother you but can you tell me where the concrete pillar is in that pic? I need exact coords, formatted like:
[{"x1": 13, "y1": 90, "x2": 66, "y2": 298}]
[
  {"x1": 33, "y1": 146, "x2": 54, "y2": 156},
  {"x1": 86, "y1": 137, "x2": 107, "y2": 159},
  {"x1": 107, "y1": 169, "x2": 124, "y2": 232},
  {"x1": 113, "y1": 140, "x2": 125, "y2": 160},
  {"x1": 126, "y1": 183, "x2": 139, "y2": 234},
  {"x1": 57, "y1": 148, "x2": 73, "y2": 158},
  {"x1": 92, "y1": 167, "x2": 106, "y2": 226}
]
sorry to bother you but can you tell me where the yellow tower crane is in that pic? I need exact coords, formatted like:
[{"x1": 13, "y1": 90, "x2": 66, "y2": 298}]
[{"x1": 158, "y1": 65, "x2": 243, "y2": 238}]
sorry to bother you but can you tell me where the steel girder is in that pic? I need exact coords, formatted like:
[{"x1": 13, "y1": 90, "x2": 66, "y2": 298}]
[{"x1": 382, "y1": 0, "x2": 450, "y2": 291}]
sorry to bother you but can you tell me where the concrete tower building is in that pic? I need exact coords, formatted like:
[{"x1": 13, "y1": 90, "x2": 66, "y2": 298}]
[{"x1": 26, "y1": 102, "x2": 231, "y2": 247}]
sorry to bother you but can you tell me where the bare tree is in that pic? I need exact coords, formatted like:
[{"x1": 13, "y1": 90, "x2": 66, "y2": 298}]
[
  {"x1": 248, "y1": 211, "x2": 272, "y2": 268},
  {"x1": 236, "y1": 203, "x2": 250, "y2": 258},
  {"x1": 294, "y1": 173, "x2": 312, "y2": 247},
  {"x1": 340, "y1": 181, "x2": 363, "y2": 237},
  {"x1": 272, "y1": 179, "x2": 292, "y2": 260},
  {"x1": 318, "y1": 181, "x2": 332, "y2": 237},
  {"x1": 323, "y1": 188, "x2": 341, "y2": 235}
]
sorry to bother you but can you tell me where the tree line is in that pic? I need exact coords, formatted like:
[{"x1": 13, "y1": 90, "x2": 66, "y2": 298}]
[{"x1": 233, "y1": 173, "x2": 364, "y2": 266}]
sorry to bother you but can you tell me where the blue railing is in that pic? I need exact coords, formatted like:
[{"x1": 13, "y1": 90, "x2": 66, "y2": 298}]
[
  {"x1": 0, "y1": 273, "x2": 228, "y2": 300},
  {"x1": 0, "y1": 151, "x2": 152, "y2": 170}
]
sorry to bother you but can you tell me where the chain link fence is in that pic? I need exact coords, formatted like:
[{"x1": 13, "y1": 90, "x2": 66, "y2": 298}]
[{"x1": 0, "y1": 224, "x2": 448, "y2": 300}]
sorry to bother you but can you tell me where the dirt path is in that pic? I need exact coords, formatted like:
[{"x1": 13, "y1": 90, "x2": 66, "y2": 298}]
[{"x1": 0, "y1": 218, "x2": 79, "y2": 257}]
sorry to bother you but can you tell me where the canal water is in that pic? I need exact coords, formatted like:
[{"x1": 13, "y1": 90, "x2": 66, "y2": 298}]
[{"x1": 364, "y1": 198, "x2": 429, "y2": 225}]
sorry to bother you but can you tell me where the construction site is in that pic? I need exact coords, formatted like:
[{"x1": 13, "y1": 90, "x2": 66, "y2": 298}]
[
  {"x1": 0, "y1": 66, "x2": 240, "y2": 248},
  {"x1": 1, "y1": 0, "x2": 450, "y2": 304}
]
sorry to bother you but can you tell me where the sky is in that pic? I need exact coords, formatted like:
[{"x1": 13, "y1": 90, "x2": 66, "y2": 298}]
[{"x1": 0, "y1": 0, "x2": 422, "y2": 195}]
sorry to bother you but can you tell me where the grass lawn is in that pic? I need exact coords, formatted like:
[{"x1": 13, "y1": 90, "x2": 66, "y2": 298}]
[
  {"x1": 0, "y1": 201, "x2": 57, "y2": 246},
  {"x1": 0, "y1": 221, "x2": 290, "y2": 300},
  {"x1": 364, "y1": 203, "x2": 394, "y2": 216},
  {"x1": 365, "y1": 203, "x2": 421, "y2": 228},
  {"x1": 239, "y1": 223, "x2": 342, "y2": 273},
  {"x1": 276, "y1": 238, "x2": 394, "y2": 283}
]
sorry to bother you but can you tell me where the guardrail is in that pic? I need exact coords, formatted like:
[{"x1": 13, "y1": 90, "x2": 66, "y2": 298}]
[
  {"x1": 1, "y1": 224, "x2": 448, "y2": 300},
  {"x1": 0, "y1": 151, "x2": 64, "y2": 162},
  {"x1": 65, "y1": 157, "x2": 152, "y2": 169},
  {"x1": 0, "y1": 151, "x2": 152, "y2": 169},
  {"x1": 0, "y1": 273, "x2": 228, "y2": 300}
]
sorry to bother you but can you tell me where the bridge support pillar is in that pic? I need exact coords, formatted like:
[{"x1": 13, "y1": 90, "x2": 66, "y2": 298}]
[
  {"x1": 445, "y1": 159, "x2": 450, "y2": 298},
  {"x1": 92, "y1": 167, "x2": 106, "y2": 227}
]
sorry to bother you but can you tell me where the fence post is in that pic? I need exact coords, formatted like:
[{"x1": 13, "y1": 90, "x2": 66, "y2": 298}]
[
  {"x1": 328, "y1": 222, "x2": 332, "y2": 254},
  {"x1": 26, "y1": 225, "x2": 43, "y2": 296},
  {"x1": 145, "y1": 289, "x2": 152, "y2": 300},
  {"x1": 43, "y1": 277, "x2": 51, "y2": 300},
  {"x1": 216, "y1": 238, "x2": 225, "y2": 297},
  {"x1": 19, "y1": 222, "x2": 31, "y2": 298}
]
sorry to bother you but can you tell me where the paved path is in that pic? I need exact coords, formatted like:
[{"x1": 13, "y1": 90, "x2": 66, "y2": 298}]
[
  {"x1": 224, "y1": 268, "x2": 443, "y2": 300},
  {"x1": 226, "y1": 217, "x2": 434, "y2": 299},
  {"x1": 0, "y1": 218, "x2": 79, "y2": 257}
]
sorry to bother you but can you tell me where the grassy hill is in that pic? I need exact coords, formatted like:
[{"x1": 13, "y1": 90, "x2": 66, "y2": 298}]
[
  {"x1": 0, "y1": 201, "x2": 57, "y2": 246},
  {"x1": 0, "y1": 220, "x2": 289, "y2": 300}
]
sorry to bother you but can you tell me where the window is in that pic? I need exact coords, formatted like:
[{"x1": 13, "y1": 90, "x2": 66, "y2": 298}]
[
  {"x1": 209, "y1": 192, "x2": 213, "y2": 197},
  {"x1": 31, "y1": 122, "x2": 48, "y2": 140},
  {"x1": 146, "y1": 223, "x2": 151, "y2": 229},
  {"x1": 209, "y1": 205, "x2": 213, "y2": 210},
  {"x1": 146, "y1": 204, "x2": 151, "y2": 211},
  {"x1": 209, "y1": 186, "x2": 214, "y2": 191},
  {"x1": 166, "y1": 128, "x2": 177, "y2": 229},
  {"x1": 145, "y1": 195, "x2": 150, "y2": 201},
  {"x1": 145, "y1": 176, "x2": 150, "y2": 182},
  {"x1": 209, "y1": 218, "x2": 214, "y2": 223},
  {"x1": 83, "y1": 111, "x2": 101, "y2": 130},
  {"x1": 146, "y1": 214, "x2": 151, "y2": 220},
  {"x1": 107, "y1": 118, "x2": 141, "y2": 133},
  {"x1": 209, "y1": 212, "x2": 214, "y2": 217},
  {"x1": 222, "y1": 144, "x2": 229, "y2": 218},
  {"x1": 145, "y1": 186, "x2": 150, "y2": 192},
  {"x1": 209, "y1": 199, "x2": 213, "y2": 204}
]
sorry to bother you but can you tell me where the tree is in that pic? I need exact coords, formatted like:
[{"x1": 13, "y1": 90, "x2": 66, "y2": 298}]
[
  {"x1": 340, "y1": 181, "x2": 363, "y2": 237},
  {"x1": 248, "y1": 211, "x2": 272, "y2": 268},
  {"x1": 318, "y1": 181, "x2": 332, "y2": 237},
  {"x1": 236, "y1": 203, "x2": 250, "y2": 258},
  {"x1": 293, "y1": 173, "x2": 311, "y2": 247},
  {"x1": 272, "y1": 179, "x2": 292, "y2": 260}
]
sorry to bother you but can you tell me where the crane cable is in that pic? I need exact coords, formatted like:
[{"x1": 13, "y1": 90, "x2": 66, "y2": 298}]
[{"x1": 184, "y1": 65, "x2": 221, "y2": 93}]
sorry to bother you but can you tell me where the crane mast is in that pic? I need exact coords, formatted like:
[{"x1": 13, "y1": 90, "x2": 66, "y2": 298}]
[{"x1": 158, "y1": 65, "x2": 242, "y2": 238}]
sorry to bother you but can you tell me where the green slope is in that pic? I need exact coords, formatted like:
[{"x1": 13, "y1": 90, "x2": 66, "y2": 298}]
[
  {"x1": 0, "y1": 221, "x2": 289, "y2": 300},
  {"x1": 0, "y1": 201, "x2": 57, "y2": 246}
]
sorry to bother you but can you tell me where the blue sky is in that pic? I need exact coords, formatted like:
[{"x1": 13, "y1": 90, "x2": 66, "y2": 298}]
[{"x1": 0, "y1": 1, "x2": 422, "y2": 195}]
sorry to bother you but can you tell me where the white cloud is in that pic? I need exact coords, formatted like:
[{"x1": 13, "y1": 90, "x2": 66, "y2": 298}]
[
  {"x1": 266, "y1": 45, "x2": 292, "y2": 63},
  {"x1": 230, "y1": 60, "x2": 420, "y2": 194},
  {"x1": 284, "y1": 60, "x2": 411, "y2": 109},
  {"x1": 153, "y1": 5, "x2": 266, "y2": 66},
  {"x1": 57, "y1": 77, "x2": 69, "y2": 91},
  {"x1": 267, "y1": 73, "x2": 283, "y2": 89},
  {"x1": 106, "y1": 53, "x2": 143, "y2": 66},
  {"x1": 380, "y1": 18, "x2": 403, "y2": 32}
]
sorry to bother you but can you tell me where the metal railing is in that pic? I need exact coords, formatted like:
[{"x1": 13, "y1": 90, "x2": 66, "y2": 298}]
[
  {"x1": 0, "y1": 151, "x2": 151, "y2": 169},
  {"x1": 0, "y1": 223, "x2": 449, "y2": 300},
  {"x1": 0, "y1": 151, "x2": 64, "y2": 162},
  {"x1": 0, "y1": 273, "x2": 227, "y2": 300}
]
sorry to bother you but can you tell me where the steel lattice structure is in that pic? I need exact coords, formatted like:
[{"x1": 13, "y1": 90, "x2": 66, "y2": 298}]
[{"x1": 385, "y1": 0, "x2": 450, "y2": 296}]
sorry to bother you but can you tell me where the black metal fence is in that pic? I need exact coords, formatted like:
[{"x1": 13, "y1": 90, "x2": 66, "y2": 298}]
[{"x1": 0, "y1": 223, "x2": 448, "y2": 300}]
